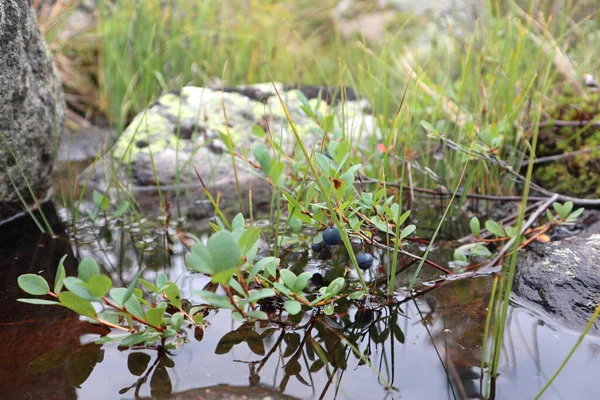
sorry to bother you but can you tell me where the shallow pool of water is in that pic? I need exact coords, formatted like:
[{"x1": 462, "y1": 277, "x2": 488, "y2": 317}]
[{"x1": 1, "y1": 201, "x2": 599, "y2": 399}]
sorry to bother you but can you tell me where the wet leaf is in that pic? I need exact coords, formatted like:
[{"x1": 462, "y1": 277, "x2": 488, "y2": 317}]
[
  {"x1": 215, "y1": 329, "x2": 250, "y2": 354},
  {"x1": 59, "y1": 292, "x2": 97, "y2": 319},
  {"x1": 150, "y1": 364, "x2": 172, "y2": 398},
  {"x1": 28, "y1": 348, "x2": 72, "y2": 373},
  {"x1": 194, "y1": 326, "x2": 204, "y2": 342},
  {"x1": 309, "y1": 359, "x2": 324, "y2": 372},
  {"x1": 54, "y1": 255, "x2": 67, "y2": 294},
  {"x1": 65, "y1": 345, "x2": 101, "y2": 388},
  {"x1": 127, "y1": 352, "x2": 151, "y2": 376},
  {"x1": 86, "y1": 275, "x2": 112, "y2": 297},
  {"x1": 393, "y1": 323, "x2": 405, "y2": 343},
  {"x1": 283, "y1": 333, "x2": 301, "y2": 357},
  {"x1": 284, "y1": 358, "x2": 302, "y2": 375},
  {"x1": 18, "y1": 274, "x2": 49, "y2": 296},
  {"x1": 78, "y1": 257, "x2": 100, "y2": 282},
  {"x1": 246, "y1": 331, "x2": 265, "y2": 355}
]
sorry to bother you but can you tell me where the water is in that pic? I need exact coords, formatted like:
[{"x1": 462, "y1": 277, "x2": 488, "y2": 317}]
[{"x1": 1, "y1": 201, "x2": 599, "y2": 399}]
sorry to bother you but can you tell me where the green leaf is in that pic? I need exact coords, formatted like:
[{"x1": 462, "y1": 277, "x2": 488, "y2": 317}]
[
  {"x1": 162, "y1": 328, "x2": 177, "y2": 338},
  {"x1": 18, "y1": 274, "x2": 49, "y2": 296},
  {"x1": 470, "y1": 217, "x2": 481, "y2": 238},
  {"x1": 231, "y1": 213, "x2": 245, "y2": 231},
  {"x1": 554, "y1": 201, "x2": 573, "y2": 220},
  {"x1": 207, "y1": 231, "x2": 241, "y2": 273},
  {"x1": 54, "y1": 255, "x2": 67, "y2": 294},
  {"x1": 284, "y1": 299, "x2": 302, "y2": 315},
  {"x1": 279, "y1": 269, "x2": 297, "y2": 291},
  {"x1": 453, "y1": 249, "x2": 468, "y2": 262},
  {"x1": 170, "y1": 312, "x2": 184, "y2": 331},
  {"x1": 145, "y1": 307, "x2": 165, "y2": 327},
  {"x1": 326, "y1": 277, "x2": 345, "y2": 296},
  {"x1": 156, "y1": 274, "x2": 167, "y2": 289},
  {"x1": 122, "y1": 268, "x2": 144, "y2": 306},
  {"x1": 566, "y1": 207, "x2": 585, "y2": 222},
  {"x1": 400, "y1": 224, "x2": 416, "y2": 240},
  {"x1": 162, "y1": 283, "x2": 182, "y2": 310},
  {"x1": 17, "y1": 298, "x2": 61, "y2": 305},
  {"x1": 193, "y1": 313, "x2": 204, "y2": 325},
  {"x1": 139, "y1": 279, "x2": 159, "y2": 293},
  {"x1": 420, "y1": 120, "x2": 435, "y2": 132},
  {"x1": 86, "y1": 275, "x2": 112, "y2": 297},
  {"x1": 63, "y1": 277, "x2": 99, "y2": 301},
  {"x1": 196, "y1": 290, "x2": 235, "y2": 310},
  {"x1": 249, "y1": 257, "x2": 280, "y2": 281},
  {"x1": 59, "y1": 292, "x2": 97, "y2": 319},
  {"x1": 485, "y1": 220, "x2": 505, "y2": 238},
  {"x1": 246, "y1": 310, "x2": 268, "y2": 320},
  {"x1": 292, "y1": 272, "x2": 313, "y2": 293},
  {"x1": 98, "y1": 310, "x2": 119, "y2": 325},
  {"x1": 246, "y1": 289, "x2": 276, "y2": 303},
  {"x1": 113, "y1": 201, "x2": 130, "y2": 218},
  {"x1": 78, "y1": 257, "x2": 100, "y2": 282},
  {"x1": 109, "y1": 288, "x2": 144, "y2": 319},
  {"x1": 252, "y1": 144, "x2": 273, "y2": 174},
  {"x1": 323, "y1": 303, "x2": 335, "y2": 315},
  {"x1": 93, "y1": 190, "x2": 110, "y2": 211}
]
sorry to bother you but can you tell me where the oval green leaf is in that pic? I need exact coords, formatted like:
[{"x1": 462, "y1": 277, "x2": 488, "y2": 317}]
[{"x1": 18, "y1": 274, "x2": 49, "y2": 296}]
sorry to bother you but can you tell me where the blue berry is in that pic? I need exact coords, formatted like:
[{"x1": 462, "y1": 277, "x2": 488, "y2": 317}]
[
  {"x1": 311, "y1": 242, "x2": 323, "y2": 252},
  {"x1": 322, "y1": 227, "x2": 342, "y2": 246},
  {"x1": 356, "y1": 252, "x2": 374, "y2": 270}
]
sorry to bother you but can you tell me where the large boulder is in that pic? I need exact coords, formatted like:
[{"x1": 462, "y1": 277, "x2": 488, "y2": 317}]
[
  {"x1": 86, "y1": 83, "x2": 377, "y2": 219},
  {"x1": 513, "y1": 215, "x2": 600, "y2": 333},
  {"x1": 0, "y1": 0, "x2": 65, "y2": 219}
]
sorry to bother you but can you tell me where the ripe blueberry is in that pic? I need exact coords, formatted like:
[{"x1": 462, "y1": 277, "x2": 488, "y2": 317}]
[
  {"x1": 356, "y1": 252, "x2": 374, "y2": 270},
  {"x1": 322, "y1": 227, "x2": 342, "y2": 246}
]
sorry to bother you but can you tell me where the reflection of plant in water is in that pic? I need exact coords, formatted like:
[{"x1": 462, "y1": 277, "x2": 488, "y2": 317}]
[{"x1": 215, "y1": 305, "x2": 406, "y2": 398}]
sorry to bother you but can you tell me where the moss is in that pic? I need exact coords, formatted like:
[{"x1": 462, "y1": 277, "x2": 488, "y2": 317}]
[{"x1": 534, "y1": 93, "x2": 600, "y2": 198}]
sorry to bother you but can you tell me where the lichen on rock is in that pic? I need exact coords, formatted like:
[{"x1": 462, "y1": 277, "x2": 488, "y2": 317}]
[{"x1": 86, "y1": 83, "x2": 377, "y2": 218}]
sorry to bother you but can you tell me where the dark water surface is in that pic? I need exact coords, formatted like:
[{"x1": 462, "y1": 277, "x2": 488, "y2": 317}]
[{"x1": 1, "y1": 202, "x2": 599, "y2": 400}]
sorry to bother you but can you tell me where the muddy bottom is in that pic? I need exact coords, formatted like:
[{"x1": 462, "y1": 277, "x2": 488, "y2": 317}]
[{"x1": 1, "y1": 202, "x2": 599, "y2": 400}]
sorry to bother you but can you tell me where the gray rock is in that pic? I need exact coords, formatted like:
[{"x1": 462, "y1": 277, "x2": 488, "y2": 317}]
[
  {"x1": 0, "y1": 0, "x2": 65, "y2": 219},
  {"x1": 85, "y1": 83, "x2": 377, "y2": 219},
  {"x1": 513, "y1": 216, "x2": 600, "y2": 333}
]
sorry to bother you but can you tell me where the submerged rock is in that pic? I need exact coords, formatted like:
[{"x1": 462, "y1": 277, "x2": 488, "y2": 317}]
[
  {"x1": 513, "y1": 216, "x2": 600, "y2": 333},
  {"x1": 0, "y1": 0, "x2": 65, "y2": 219},
  {"x1": 86, "y1": 83, "x2": 376, "y2": 218}
]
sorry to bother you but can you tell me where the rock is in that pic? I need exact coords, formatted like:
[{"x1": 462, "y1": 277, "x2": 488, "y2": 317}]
[
  {"x1": 85, "y1": 83, "x2": 377, "y2": 219},
  {"x1": 333, "y1": 0, "x2": 484, "y2": 50},
  {"x1": 0, "y1": 0, "x2": 65, "y2": 219},
  {"x1": 513, "y1": 215, "x2": 600, "y2": 333},
  {"x1": 160, "y1": 385, "x2": 300, "y2": 400}
]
